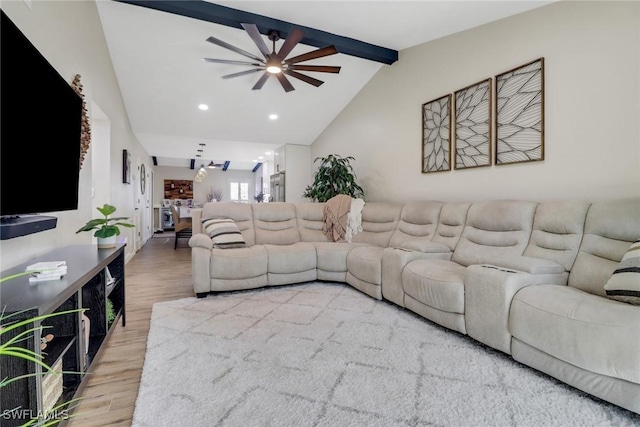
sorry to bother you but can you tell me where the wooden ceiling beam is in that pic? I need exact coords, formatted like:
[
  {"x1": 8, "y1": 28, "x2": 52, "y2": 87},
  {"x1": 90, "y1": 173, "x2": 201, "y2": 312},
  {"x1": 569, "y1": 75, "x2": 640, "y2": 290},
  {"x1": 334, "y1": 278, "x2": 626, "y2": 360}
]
[{"x1": 115, "y1": 0, "x2": 398, "y2": 65}]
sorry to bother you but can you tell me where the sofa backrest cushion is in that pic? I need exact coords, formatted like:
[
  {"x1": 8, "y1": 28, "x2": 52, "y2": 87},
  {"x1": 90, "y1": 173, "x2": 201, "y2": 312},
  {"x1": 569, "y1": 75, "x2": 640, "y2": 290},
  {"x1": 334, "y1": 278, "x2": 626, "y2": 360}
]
[
  {"x1": 524, "y1": 201, "x2": 590, "y2": 272},
  {"x1": 296, "y1": 202, "x2": 329, "y2": 242},
  {"x1": 569, "y1": 198, "x2": 640, "y2": 296},
  {"x1": 452, "y1": 200, "x2": 537, "y2": 267},
  {"x1": 388, "y1": 201, "x2": 443, "y2": 247},
  {"x1": 252, "y1": 202, "x2": 301, "y2": 245},
  {"x1": 351, "y1": 203, "x2": 403, "y2": 247},
  {"x1": 201, "y1": 202, "x2": 255, "y2": 246},
  {"x1": 432, "y1": 202, "x2": 471, "y2": 251}
]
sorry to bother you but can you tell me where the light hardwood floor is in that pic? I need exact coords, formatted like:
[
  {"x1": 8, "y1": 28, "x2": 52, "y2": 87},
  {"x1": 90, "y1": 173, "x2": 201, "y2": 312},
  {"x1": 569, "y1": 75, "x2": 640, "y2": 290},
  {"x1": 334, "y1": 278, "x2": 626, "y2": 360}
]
[{"x1": 68, "y1": 235, "x2": 193, "y2": 426}]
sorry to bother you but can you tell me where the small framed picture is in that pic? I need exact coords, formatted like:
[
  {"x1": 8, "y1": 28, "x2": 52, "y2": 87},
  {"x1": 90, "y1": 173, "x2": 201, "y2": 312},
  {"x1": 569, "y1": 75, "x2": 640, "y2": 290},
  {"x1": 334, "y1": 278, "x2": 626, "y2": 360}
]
[
  {"x1": 162, "y1": 199, "x2": 171, "y2": 208},
  {"x1": 122, "y1": 149, "x2": 131, "y2": 184}
]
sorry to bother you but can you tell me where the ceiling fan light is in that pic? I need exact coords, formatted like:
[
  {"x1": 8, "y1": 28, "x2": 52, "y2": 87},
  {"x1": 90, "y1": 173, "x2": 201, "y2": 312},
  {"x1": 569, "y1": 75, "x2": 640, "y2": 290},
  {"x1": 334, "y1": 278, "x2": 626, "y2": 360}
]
[{"x1": 266, "y1": 57, "x2": 282, "y2": 74}]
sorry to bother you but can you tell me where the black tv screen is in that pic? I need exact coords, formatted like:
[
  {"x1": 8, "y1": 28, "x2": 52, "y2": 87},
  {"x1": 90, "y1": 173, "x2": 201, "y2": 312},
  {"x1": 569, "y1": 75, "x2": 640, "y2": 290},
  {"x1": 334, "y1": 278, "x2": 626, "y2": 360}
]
[{"x1": 1, "y1": 10, "x2": 82, "y2": 217}]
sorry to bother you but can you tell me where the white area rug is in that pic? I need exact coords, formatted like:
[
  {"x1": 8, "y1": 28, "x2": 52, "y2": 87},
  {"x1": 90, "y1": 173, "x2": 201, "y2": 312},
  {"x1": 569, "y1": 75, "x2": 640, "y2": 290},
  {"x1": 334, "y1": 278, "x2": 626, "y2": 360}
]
[
  {"x1": 152, "y1": 231, "x2": 175, "y2": 238},
  {"x1": 132, "y1": 282, "x2": 639, "y2": 426}
]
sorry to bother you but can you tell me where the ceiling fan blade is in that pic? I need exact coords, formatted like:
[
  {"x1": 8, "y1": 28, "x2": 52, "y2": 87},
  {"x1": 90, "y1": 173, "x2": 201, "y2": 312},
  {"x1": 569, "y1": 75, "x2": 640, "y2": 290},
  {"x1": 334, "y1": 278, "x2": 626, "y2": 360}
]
[
  {"x1": 222, "y1": 69, "x2": 264, "y2": 79},
  {"x1": 241, "y1": 23, "x2": 271, "y2": 59},
  {"x1": 252, "y1": 72, "x2": 271, "y2": 90},
  {"x1": 206, "y1": 36, "x2": 265, "y2": 63},
  {"x1": 204, "y1": 58, "x2": 263, "y2": 67},
  {"x1": 288, "y1": 65, "x2": 341, "y2": 74},
  {"x1": 277, "y1": 28, "x2": 305, "y2": 61},
  {"x1": 285, "y1": 46, "x2": 338, "y2": 65},
  {"x1": 284, "y1": 70, "x2": 324, "y2": 87},
  {"x1": 276, "y1": 73, "x2": 295, "y2": 92}
]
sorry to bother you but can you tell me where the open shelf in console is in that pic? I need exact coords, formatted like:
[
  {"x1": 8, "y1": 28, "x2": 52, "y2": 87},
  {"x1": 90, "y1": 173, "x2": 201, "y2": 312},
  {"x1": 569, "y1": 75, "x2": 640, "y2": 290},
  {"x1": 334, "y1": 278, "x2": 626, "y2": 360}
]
[
  {"x1": 41, "y1": 293, "x2": 79, "y2": 369},
  {"x1": 81, "y1": 273, "x2": 107, "y2": 367},
  {"x1": 0, "y1": 244, "x2": 126, "y2": 426}
]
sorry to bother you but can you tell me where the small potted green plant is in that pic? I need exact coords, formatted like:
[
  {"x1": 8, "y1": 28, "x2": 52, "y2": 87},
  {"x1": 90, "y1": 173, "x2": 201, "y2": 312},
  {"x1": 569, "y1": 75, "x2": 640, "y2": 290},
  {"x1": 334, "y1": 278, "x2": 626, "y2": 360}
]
[{"x1": 76, "y1": 204, "x2": 134, "y2": 248}]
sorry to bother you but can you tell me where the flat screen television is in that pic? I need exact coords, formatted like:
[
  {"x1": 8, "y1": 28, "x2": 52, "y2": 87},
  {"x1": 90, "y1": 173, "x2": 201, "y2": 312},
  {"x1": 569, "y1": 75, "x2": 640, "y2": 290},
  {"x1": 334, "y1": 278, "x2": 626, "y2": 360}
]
[{"x1": 1, "y1": 10, "x2": 82, "y2": 217}]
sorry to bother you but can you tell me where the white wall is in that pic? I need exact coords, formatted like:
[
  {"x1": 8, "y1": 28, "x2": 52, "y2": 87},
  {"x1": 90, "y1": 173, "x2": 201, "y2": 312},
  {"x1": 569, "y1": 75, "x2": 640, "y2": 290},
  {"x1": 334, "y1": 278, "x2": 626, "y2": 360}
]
[
  {"x1": 152, "y1": 166, "x2": 257, "y2": 205},
  {"x1": 311, "y1": 1, "x2": 640, "y2": 203},
  {"x1": 0, "y1": 1, "x2": 150, "y2": 270},
  {"x1": 284, "y1": 144, "x2": 311, "y2": 203},
  {"x1": 90, "y1": 102, "x2": 111, "y2": 214}
]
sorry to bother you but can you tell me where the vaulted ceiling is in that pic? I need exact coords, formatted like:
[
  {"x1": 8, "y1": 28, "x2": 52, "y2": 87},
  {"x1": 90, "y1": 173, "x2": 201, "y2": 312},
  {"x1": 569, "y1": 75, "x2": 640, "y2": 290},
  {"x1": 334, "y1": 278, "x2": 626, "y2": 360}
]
[{"x1": 96, "y1": 1, "x2": 552, "y2": 170}]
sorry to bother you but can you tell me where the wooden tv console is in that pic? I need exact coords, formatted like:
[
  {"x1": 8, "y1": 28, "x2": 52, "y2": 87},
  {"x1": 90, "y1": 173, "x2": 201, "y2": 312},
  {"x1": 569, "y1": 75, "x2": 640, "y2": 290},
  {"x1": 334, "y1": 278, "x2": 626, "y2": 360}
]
[{"x1": 0, "y1": 244, "x2": 126, "y2": 426}]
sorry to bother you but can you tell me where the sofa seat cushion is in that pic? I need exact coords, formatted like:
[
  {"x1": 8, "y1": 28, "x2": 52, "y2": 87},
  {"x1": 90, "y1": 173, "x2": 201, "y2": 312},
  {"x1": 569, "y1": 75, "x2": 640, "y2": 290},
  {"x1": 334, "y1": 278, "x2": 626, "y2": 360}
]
[
  {"x1": 398, "y1": 239, "x2": 451, "y2": 254},
  {"x1": 347, "y1": 246, "x2": 385, "y2": 285},
  {"x1": 312, "y1": 242, "x2": 367, "y2": 273},
  {"x1": 510, "y1": 285, "x2": 640, "y2": 384},
  {"x1": 264, "y1": 242, "x2": 317, "y2": 274},
  {"x1": 402, "y1": 260, "x2": 466, "y2": 314},
  {"x1": 210, "y1": 246, "x2": 267, "y2": 280}
]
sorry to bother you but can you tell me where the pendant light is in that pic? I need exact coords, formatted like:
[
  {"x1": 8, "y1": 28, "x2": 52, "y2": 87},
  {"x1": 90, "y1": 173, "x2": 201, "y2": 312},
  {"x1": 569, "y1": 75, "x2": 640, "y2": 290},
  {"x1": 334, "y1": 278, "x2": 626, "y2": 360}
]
[{"x1": 194, "y1": 143, "x2": 208, "y2": 181}]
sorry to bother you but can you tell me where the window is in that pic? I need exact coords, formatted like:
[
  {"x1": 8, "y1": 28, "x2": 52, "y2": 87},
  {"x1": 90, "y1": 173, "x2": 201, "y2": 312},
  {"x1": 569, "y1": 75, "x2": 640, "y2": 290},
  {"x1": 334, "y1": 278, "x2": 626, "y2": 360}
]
[{"x1": 229, "y1": 180, "x2": 250, "y2": 202}]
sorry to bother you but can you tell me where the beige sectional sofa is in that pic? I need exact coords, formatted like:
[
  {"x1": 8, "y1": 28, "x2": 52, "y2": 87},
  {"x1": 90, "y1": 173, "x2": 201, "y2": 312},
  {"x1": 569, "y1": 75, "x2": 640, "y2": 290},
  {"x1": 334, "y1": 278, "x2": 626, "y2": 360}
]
[{"x1": 189, "y1": 198, "x2": 640, "y2": 414}]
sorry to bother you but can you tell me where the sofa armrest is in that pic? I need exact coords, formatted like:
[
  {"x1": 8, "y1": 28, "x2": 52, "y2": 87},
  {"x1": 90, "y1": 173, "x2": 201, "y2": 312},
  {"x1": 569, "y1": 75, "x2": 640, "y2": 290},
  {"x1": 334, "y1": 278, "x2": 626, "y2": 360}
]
[
  {"x1": 192, "y1": 209, "x2": 203, "y2": 235},
  {"x1": 190, "y1": 240, "x2": 212, "y2": 296},
  {"x1": 464, "y1": 264, "x2": 568, "y2": 354},
  {"x1": 189, "y1": 233, "x2": 213, "y2": 250},
  {"x1": 396, "y1": 239, "x2": 451, "y2": 254},
  {"x1": 483, "y1": 255, "x2": 564, "y2": 275}
]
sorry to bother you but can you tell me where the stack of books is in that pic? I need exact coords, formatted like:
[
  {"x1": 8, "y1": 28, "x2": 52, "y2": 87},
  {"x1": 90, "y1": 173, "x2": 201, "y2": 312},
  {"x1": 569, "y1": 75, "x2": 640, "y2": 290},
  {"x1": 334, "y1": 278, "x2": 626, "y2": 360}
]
[{"x1": 26, "y1": 261, "x2": 67, "y2": 283}]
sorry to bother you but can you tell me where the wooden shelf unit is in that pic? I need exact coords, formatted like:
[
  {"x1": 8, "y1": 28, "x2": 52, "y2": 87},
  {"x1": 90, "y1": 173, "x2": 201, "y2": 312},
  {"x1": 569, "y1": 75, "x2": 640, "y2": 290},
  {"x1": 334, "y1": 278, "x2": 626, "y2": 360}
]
[{"x1": 0, "y1": 244, "x2": 126, "y2": 426}]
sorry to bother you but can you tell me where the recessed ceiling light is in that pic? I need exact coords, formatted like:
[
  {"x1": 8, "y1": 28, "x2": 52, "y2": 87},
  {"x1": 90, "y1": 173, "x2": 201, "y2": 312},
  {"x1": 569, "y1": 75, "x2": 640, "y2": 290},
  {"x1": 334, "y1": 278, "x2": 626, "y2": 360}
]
[
  {"x1": 269, "y1": 114, "x2": 278, "y2": 120},
  {"x1": 265, "y1": 151, "x2": 272, "y2": 155},
  {"x1": 198, "y1": 104, "x2": 209, "y2": 111},
  {"x1": 252, "y1": 159, "x2": 258, "y2": 163},
  {"x1": 258, "y1": 156, "x2": 264, "y2": 160}
]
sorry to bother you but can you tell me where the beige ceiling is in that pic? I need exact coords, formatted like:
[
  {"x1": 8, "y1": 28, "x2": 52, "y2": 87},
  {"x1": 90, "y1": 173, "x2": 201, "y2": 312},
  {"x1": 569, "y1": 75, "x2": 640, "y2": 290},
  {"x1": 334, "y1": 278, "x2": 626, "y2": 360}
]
[{"x1": 96, "y1": 0, "x2": 552, "y2": 170}]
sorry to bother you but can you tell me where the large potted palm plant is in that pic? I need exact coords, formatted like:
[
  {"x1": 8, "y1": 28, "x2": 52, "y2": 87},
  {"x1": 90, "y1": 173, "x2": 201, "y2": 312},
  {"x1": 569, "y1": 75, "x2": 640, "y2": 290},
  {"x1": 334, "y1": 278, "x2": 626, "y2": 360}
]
[{"x1": 302, "y1": 154, "x2": 365, "y2": 202}]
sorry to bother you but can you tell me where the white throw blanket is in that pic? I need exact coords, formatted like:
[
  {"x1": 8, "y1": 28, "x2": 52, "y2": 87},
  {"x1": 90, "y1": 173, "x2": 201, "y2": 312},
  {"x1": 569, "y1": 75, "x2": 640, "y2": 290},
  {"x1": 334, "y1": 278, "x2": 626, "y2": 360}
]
[{"x1": 345, "y1": 198, "x2": 365, "y2": 243}]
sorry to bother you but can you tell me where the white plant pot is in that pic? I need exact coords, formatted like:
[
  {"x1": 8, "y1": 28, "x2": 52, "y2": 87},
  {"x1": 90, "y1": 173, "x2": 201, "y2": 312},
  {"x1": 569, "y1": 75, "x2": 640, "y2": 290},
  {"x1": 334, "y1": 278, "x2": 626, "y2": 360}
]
[{"x1": 97, "y1": 236, "x2": 116, "y2": 249}]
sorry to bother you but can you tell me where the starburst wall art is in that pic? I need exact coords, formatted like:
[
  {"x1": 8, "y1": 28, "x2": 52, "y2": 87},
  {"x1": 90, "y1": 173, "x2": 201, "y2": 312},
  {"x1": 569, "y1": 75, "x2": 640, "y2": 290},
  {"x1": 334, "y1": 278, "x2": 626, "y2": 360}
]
[
  {"x1": 454, "y1": 78, "x2": 492, "y2": 169},
  {"x1": 495, "y1": 58, "x2": 545, "y2": 165},
  {"x1": 422, "y1": 94, "x2": 451, "y2": 173}
]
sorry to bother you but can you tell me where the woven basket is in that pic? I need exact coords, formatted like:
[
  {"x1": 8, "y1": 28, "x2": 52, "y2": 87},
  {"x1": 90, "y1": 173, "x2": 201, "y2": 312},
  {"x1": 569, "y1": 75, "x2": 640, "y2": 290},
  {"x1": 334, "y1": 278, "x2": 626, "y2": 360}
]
[{"x1": 42, "y1": 358, "x2": 63, "y2": 413}]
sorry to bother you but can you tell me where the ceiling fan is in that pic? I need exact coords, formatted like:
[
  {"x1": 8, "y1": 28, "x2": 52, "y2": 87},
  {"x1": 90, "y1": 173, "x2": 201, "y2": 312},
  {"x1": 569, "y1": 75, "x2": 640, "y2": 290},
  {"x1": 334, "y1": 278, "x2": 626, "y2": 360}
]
[
  {"x1": 203, "y1": 23, "x2": 341, "y2": 92},
  {"x1": 206, "y1": 161, "x2": 225, "y2": 169}
]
